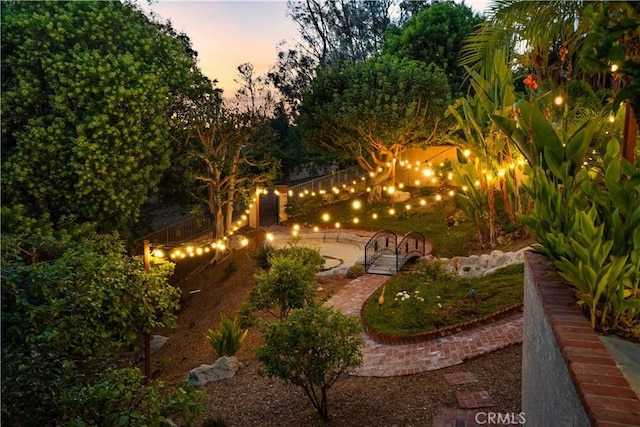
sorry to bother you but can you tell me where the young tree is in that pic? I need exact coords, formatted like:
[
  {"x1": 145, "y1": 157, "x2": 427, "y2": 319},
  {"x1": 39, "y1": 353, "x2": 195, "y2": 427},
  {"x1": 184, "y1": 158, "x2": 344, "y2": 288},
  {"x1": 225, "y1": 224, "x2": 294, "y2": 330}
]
[
  {"x1": 299, "y1": 56, "x2": 450, "y2": 201},
  {"x1": 249, "y1": 245, "x2": 325, "y2": 319},
  {"x1": 1, "y1": 1, "x2": 200, "y2": 233},
  {"x1": 256, "y1": 305, "x2": 365, "y2": 421}
]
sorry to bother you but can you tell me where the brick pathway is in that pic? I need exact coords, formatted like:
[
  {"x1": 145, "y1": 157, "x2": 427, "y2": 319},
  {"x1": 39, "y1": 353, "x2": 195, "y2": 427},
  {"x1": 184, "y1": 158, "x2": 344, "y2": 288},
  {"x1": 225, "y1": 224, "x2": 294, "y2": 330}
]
[
  {"x1": 325, "y1": 274, "x2": 523, "y2": 378},
  {"x1": 431, "y1": 408, "x2": 516, "y2": 427}
]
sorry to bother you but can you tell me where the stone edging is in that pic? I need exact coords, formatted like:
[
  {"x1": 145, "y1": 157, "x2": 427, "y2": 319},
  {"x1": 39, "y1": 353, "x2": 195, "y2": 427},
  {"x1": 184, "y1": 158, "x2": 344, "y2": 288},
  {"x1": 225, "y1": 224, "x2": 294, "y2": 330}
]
[
  {"x1": 524, "y1": 252, "x2": 640, "y2": 426},
  {"x1": 360, "y1": 302, "x2": 523, "y2": 346}
]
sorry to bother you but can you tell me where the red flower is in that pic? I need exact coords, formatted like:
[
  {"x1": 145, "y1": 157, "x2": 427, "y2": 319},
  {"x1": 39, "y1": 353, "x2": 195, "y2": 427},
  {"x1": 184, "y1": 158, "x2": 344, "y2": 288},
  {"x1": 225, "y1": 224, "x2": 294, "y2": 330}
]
[{"x1": 524, "y1": 74, "x2": 538, "y2": 90}]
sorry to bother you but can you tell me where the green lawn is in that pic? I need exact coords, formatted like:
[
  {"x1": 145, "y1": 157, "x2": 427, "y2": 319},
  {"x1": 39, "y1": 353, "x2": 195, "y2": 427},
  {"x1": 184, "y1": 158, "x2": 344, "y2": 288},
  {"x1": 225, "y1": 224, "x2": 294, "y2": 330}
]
[
  {"x1": 362, "y1": 263, "x2": 524, "y2": 336},
  {"x1": 289, "y1": 188, "x2": 481, "y2": 258}
]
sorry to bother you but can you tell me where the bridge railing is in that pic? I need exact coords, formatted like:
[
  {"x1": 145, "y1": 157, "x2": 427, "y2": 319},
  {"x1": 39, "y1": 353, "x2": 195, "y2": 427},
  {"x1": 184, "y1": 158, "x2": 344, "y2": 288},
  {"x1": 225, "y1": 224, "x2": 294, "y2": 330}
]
[
  {"x1": 365, "y1": 230, "x2": 426, "y2": 274},
  {"x1": 397, "y1": 231, "x2": 426, "y2": 271},
  {"x1": 364, "y1": 229, "x2": 398, "y2": 272}
]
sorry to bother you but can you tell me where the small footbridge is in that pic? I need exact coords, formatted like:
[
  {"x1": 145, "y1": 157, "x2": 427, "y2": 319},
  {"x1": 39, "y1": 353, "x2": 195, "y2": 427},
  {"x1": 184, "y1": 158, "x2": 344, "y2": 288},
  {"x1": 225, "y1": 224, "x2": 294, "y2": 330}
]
[{"x1": 364, "y1": 230, "x2": 428, "y2": 275}]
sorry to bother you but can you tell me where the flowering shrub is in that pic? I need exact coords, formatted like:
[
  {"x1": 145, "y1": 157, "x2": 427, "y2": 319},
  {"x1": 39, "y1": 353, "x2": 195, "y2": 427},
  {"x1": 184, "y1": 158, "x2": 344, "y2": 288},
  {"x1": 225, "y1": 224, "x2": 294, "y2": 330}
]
[{"x1": 394, "y1": 290, "x2": 428, "y2": 329}]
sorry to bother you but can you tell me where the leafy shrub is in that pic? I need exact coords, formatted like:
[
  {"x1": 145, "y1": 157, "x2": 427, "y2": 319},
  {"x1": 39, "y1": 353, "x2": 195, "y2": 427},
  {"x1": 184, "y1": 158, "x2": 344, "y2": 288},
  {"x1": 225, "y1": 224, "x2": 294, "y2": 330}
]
[
  {"x1": 346, "y1": 264, "x2": 366, "y2": 278},
  {"x1": 417, "y1": 260, "x2": 456, "y2": 282},
  {"x1": 256, "y1": 305, "x2": 364, "y2": 421},
  {"x1": 223, "y1": 261, "x2": 239, "y2": 276},
  {"x1": 204, "y1": 314, "x2": 248, "y2": 358},
  {"x1": 252, "y1": 243, "x2": 275, "y2": 269},
  {"x1": 494, "y1": 100, "x2": 640, "y2": 332},
  {"x1": 249, "y1": 246, "x2": 324, "y2": 319},
  {"x1": 64, "y1": 368, "x2": 204, "y2": 427},
  {"x1": 1, "y1": 223, "x2": 183, "y2": 425}
]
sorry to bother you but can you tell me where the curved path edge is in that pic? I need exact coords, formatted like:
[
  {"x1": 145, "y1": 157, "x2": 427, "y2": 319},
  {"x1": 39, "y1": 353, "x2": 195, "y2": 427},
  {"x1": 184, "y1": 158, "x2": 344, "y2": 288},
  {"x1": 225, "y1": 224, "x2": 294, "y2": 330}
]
[{"x1": 325, "y1": 274, "x2": 523, "y2": 377}]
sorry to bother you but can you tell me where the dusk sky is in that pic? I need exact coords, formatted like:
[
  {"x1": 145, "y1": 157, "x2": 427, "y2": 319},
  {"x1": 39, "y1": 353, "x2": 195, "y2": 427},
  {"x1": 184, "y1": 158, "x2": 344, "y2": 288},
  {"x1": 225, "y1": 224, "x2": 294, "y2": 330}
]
[{"x1": 142, "y1": 1, "x2": 491, "y2": 95}]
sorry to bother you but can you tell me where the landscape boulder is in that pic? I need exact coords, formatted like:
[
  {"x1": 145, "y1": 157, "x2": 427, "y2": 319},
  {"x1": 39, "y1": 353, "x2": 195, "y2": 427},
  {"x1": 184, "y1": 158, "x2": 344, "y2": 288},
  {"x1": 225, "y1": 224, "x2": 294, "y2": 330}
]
[{"x1": 188, "y1": 356, "x2": 243, "y2": 387}]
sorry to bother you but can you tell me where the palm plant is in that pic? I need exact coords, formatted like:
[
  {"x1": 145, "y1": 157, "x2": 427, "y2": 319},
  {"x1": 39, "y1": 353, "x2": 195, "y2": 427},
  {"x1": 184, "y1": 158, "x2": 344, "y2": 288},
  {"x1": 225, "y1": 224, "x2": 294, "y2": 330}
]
[{"x1": 461, "y1": 0, "x2": 591, "y2": 83}]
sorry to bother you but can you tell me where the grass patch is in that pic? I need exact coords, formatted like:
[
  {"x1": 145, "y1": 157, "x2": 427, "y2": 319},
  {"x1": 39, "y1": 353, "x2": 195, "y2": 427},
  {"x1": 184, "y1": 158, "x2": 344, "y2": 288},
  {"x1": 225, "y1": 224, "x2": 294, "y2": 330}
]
[
  {"x1": 362, "y1": 263, "x2": 524, "y2": 336},
  {"x1": 290, "y1": 190, "x2": 480, "y2": 258}
]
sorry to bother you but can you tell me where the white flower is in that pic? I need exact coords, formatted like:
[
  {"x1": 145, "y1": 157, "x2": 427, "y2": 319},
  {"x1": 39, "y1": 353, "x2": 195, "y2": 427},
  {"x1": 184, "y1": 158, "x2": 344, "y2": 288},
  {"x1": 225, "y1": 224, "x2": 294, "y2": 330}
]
[
  {"x1": 438, "y1": 303, "x2": 443, "y2": 308},
  {"x1": 436, "y1": 295, "x2": 441, "y2": 299}
]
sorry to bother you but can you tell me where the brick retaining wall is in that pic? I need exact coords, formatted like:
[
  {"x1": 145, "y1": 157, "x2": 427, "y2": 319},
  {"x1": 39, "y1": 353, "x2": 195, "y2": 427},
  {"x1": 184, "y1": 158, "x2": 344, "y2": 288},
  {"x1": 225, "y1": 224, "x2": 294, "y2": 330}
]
[{"x1": 523, "y1": 252, "x2": 640, "y2": 426}]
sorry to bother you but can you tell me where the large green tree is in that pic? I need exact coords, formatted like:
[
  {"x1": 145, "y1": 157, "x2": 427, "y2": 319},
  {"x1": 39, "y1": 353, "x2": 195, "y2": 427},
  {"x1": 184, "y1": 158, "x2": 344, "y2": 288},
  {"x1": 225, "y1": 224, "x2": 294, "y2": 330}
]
[
  {"x1": 1, "y1": 1, "x2": 199, "y2": 233},
  {"x1": 384, "y1": 0, "x2": 484, "y2": 97},
  {"x1": 270, "y1": 0, "x2": 397, "y2": 117},
  {"x1": 299, "y1": 56, "x2": 450, "y2": 201}
]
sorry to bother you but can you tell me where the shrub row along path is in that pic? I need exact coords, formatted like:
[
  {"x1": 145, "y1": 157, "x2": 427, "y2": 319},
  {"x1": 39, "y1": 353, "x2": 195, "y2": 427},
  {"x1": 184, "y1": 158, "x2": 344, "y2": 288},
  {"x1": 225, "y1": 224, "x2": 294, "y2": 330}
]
[{"x1": 325, "y1": 274, "x2": 523, "y2": 377}]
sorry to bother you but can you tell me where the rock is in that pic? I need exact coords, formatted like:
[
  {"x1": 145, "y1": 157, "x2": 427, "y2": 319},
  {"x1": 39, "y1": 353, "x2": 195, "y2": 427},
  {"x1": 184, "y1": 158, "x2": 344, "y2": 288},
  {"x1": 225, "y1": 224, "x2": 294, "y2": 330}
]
[
  {"x1": 478, "y1": 254, "x2": 491, "y2": 268},
  {"x1": 391, "y1": 191, "x2": 411, "y2": 203},
  {"x1": 151, "y1": 335, "x2": 169, "y2": 353},
  {"x1": 136, "y1": 335, "x2": 169, "y2": 362},
  {"x1": 229, "y1": 234, "x2": 247, "y2": 250},
  {"x1": 188, "y1": 356, "x2": 243, "y2": 387}
]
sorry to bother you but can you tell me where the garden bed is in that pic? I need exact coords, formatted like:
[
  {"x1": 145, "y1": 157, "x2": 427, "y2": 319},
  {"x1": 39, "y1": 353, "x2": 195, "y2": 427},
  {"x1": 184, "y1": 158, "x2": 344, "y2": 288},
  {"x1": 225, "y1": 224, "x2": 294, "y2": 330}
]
[{"x1": 361, "y1": 303, "x2": 522, "y2": 345}]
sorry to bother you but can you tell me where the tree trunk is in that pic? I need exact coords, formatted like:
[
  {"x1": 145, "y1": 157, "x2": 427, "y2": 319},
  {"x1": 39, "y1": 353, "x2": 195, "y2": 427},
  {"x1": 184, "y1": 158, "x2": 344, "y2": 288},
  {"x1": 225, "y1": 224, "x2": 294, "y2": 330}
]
[
  {"x1": 487, "y1": 182, "x2": 498, "y2": 247},
  {"x1": 319, "y1": 386, "x2": 329, "y2": 420}
]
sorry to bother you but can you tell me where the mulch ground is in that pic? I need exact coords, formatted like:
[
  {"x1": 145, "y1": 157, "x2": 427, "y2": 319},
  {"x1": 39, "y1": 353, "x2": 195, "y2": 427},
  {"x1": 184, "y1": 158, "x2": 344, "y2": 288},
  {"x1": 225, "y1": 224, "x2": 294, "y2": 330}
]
[{"x1": 152, "y1": 245, "x2": 522, "y2": 426}]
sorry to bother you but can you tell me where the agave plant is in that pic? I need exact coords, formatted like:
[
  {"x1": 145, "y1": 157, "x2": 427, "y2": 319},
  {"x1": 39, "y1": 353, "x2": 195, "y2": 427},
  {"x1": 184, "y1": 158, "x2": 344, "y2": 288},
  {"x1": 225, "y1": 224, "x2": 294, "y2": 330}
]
[{"x1": 204, "y1": 314, "x2": 248, "y2": 358}]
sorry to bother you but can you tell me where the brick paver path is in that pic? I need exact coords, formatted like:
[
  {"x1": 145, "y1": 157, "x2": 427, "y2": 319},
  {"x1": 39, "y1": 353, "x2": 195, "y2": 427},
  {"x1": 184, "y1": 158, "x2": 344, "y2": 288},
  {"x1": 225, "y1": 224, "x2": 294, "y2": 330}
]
[
  {"x1": 431, "y1": 408, "x2": 515, "y2": 427},
  {"x1": 325, "y1": 274, "x2": 523, "y2": 377},
  {"x1": 443, "y1": 372, "x2": 478, "y2": 386},
  {"x1": 456, "y1": 390, "x2": 494, "y2": 409}
]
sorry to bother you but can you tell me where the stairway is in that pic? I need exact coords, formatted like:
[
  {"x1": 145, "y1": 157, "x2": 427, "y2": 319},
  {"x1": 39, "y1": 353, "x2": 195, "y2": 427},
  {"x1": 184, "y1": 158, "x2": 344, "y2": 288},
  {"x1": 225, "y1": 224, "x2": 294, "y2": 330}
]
[{"x1": 366, "y1": 254, "x2": 398, "y2": 275}]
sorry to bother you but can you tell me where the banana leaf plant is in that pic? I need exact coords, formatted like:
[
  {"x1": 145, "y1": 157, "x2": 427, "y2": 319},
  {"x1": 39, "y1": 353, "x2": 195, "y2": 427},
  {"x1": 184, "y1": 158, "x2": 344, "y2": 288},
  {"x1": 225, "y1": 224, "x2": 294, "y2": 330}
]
[{"x1": 446, "y1": 53, "x2": 527, "y2": 247}]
